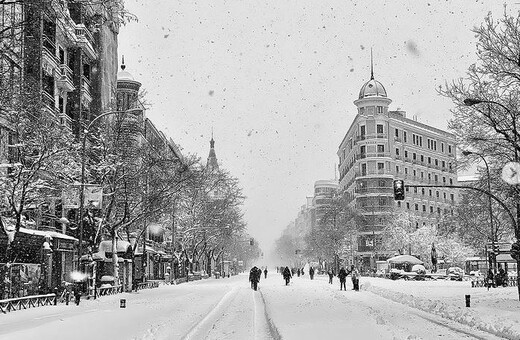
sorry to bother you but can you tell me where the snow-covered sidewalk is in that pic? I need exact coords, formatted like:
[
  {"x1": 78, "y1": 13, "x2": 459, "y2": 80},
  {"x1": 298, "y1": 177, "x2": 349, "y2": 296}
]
[{"x1": 360, "y1": 276, "x2": 520, "y2": 339}]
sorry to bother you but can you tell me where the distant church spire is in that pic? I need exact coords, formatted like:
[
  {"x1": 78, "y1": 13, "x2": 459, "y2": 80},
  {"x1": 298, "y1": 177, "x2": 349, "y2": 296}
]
[{"x1": 207, "y1": 131, "x2": 219, "y2": 171}]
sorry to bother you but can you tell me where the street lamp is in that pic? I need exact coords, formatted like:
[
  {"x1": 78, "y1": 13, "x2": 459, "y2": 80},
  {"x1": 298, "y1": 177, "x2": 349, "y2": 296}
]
[
  {"x1": 461, "y1": 150, "x2": 496, "y2": 274},
  {"x1": 77, "y1": 108, "x2": 141, "y2": 269}
]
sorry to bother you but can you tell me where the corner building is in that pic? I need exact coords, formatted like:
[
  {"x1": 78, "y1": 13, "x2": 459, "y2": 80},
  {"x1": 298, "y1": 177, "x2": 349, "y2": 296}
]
[{"x1": 337, "y1": 71, "x2": 458, "y2": 267}]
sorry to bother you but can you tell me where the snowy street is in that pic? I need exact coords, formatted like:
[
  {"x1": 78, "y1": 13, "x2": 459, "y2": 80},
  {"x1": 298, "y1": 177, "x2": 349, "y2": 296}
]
[{"x1": 0, "y1": 273, "x2": 514, "y2": 340}]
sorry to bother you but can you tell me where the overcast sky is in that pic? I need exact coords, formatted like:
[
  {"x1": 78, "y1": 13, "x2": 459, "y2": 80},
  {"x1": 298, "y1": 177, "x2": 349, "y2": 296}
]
[{"x1": 118, "y1": 1, "x2": 512, "y2": 256}]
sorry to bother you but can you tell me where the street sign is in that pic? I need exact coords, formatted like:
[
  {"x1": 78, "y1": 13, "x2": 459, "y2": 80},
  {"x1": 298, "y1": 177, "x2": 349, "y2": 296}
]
[
  {"x1": 62, "y1": 186, "x2": 80, "y2": 209},
  {"x1": 84, "y1": 186, "x2": 103, "y2": 209}
]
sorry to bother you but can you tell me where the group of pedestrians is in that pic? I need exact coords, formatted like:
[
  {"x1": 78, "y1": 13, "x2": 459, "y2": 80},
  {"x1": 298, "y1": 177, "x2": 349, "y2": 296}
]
[
  {"x1": 337, "y1": 265, "x2": 360, "y2": 291},
  {"x1": 250, "y1": 265, "x2": 361, "y2": 291}
]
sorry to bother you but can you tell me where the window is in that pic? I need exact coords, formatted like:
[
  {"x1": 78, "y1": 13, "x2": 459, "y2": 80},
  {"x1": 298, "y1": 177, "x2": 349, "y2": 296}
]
[
  {"x1": 415, "y1": 204, "x2": 419, "y2": 211},
  {"x1": 435, "y1": 174, "x2": 438, "y2": 182},
  {"x1": 406, "y1": 202, "x2": 410, "y2": 209},
  {"x1": 420, "y1": 155, "x2": 424, "y2": 162},
  {"x1": 419, "y1": 137, "x2": 423, "y2": 147},
  {"x1": 450, "y1": 193, "x2": 454, "y2": 201},
  {"x1": 436, "y1": 191, "x2": 439, "y2": 198},
  {"x1": 360, "y1": 125, "x2": 366, "y2": 136},
  {"x1": 397, "y1": 201, "x2": 401, "y2": 208},
  {"x1": 441, "y1": 143, "x2": 444, "y2": 152},
  {"x1": 413, "y1": 170, "x2": 417, "y2": 177},
  {"x1": 377, "y1": 163, "x2": 384, "y2": 170},
  {"x1": 421, "y1": 188, "x2": 425, "y2": 195},
  {"x1": 429, "y1": 189, "x2": 432, "y2": 196},
  {"x1": 449, "y1": 178, "x2": 453, "y2": 185},
  {"x1": 428, "y1": 157, "x2": 431, "y2": 164},
  {"x1": 396, "y1": 165, "x2": 400, "y2": 173},
  {"x1": 428, "y1": 173, "x2": 431, "y2": 180},
  {"x1": 442, "y1": 176, "x2": 446, "y2": 183},
  {"x1": 430, "y1": 206, "x2": 434, "y2": 213},
  {"x1": 359, "y1": 107, "x2": 365, "y2": 114},
  {"x1": 421, "y1": 171, "x2": 424, "y2": 179},
  {"x1": 437, "y1": 207, "x2": 441, "y2": 214},
  {"x1": 405, "y1": 150, "x2": 408, "y2": 158},
  {"x1": 404, "y1": 168, "x2": 408, "y2": 174},
  {"x1": 361, "y1": 163, "x2": 367, "y2": 176},
  {"x1": 435, "y1": 159, "x2": 439, "y2": 166},
  {"x1": 413, "y1": 153, "x2": 417, "y2": 160},
  {"x1": 395, "y1": 129, "x2": 399, "y2": 137},
  {"x1": 448, "y1": 145, "x2": 452, "y2": 154},
  {"x1": 442, "y1": 161, "x2": 446, "y2": 168},
  {"x1": 377, "y1": 106, "x2": 383, "y2": 114},
  {"x1": 414, "y1": 187, "x2": 417, "y2": 194},
  {"x1": 443, "y1": 192, "x2": 447, "y2": 199},
  {"x1": 360, "y1": 145, "x2": 366, "y2": 155},
  {"x1": 422, "y1": 205, "x2": 426, "y2": 212},
  {"x1": 377, "y1": 124, "x2": 384, "y2": 134},
  {"x1": 396, "y1": 148, "x2": 400, "y2": 155},
  {"x1": 403, "y1": 131, "x2": 407, "y2": 142},
  {"x1": 377, "y1": 145, "x2": 385, "y2": 153},
  {"x1": 379, "y1": 179, "x2": 386, "y2": 187}
]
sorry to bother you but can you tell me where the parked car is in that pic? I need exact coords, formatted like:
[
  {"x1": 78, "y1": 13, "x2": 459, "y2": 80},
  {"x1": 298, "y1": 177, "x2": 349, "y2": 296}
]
[{"x1": 447, "y1": 267, "x2": 464, "y2": 281}]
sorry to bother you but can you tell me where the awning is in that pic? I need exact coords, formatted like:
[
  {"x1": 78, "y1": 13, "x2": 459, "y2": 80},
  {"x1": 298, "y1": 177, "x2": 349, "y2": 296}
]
[
  {"x1": 496, "y1": 254, "x2": 516, "y2": 263},
  {"x1": 98, "y1": 240, "x2": 132, "y2": 253},
  {"x1": 18, "y1": 227, "x2": 77, "y2": 241}
]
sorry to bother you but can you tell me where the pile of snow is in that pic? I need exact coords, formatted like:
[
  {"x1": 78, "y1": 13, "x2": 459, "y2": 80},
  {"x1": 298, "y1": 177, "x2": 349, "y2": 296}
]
[{"x1": 361, "y1": 277, "x2": 520, "y2": 340}]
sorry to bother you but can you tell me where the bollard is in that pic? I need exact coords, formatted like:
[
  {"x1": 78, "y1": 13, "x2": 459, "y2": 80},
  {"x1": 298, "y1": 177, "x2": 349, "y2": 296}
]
[
  {"x1": 120, "y1": 299, "x2": 126, "y2": 308},
  {"x1": 465, "y1": 294, "x2": 470, "y2": 307}
]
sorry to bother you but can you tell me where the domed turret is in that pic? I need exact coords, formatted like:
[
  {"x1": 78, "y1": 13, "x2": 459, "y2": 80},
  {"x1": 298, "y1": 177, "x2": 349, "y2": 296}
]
[{"x1": 358, "y1": 78, "x2": 387, "y2": 99}]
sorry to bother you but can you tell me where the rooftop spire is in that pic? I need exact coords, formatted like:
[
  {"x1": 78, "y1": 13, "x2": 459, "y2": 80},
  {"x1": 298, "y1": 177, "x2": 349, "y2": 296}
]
[
  {"x1": 370, "y1": 48, "x2": 374, "y2": 80},
  {"x1": 121, "y1": 55, "x2": 126, "y2": 71}
]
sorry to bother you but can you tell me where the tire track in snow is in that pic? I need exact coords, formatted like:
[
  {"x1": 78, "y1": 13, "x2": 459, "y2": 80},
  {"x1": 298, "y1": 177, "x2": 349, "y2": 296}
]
[
  {"x1": 257, "y1": 288, "x2": 282, "y2": 340},
  {"x1": 181, "y1": 286, "x2": 240, "y2": 340}
]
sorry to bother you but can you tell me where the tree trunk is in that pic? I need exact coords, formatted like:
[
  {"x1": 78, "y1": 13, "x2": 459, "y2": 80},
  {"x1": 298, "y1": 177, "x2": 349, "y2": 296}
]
[{"x1": 112, "y1": 236, "x2": 119, "y2": 286}]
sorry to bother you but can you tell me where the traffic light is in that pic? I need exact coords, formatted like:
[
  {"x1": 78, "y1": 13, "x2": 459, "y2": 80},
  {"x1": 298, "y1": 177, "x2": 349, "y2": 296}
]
[
  {"x1": 249, "y1": 238, "x2": 254, "y2": 246},
  {"x1": 393, "y1": 179, "x2": 405, "y2": 200}
]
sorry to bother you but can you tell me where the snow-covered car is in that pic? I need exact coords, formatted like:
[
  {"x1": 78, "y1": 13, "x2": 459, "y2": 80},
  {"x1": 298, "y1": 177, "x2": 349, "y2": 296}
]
[{"x1": 447, "y1": 267, "x2": 464, "y2": 281}]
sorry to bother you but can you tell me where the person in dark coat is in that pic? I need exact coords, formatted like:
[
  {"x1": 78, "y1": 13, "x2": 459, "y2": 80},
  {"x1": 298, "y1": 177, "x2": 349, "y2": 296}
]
[
  {"x1": 309, "y1": 267, "x2": 315, "y2": 280},
  {"x1": 327, "y1": 269, "x2": 334, "y2": 284},
  {"x1": 283, "y1": 266, "x2": 292, "y2": 285},
  {"x1": 486, "y1": 269, "x2": 495, "y2": 290},
  {"x1": 249, "y1": 266, "x2": 260, "y2": 290},
  {"x1": 338, "y1": 267, "x2": 348, "y2": 291},
  {"x1": 297, "y1": 268, "x2": 301, "y2": 277},
  {"x1": 264, "y1": 268, "x2": 268, "y2": 279},
  {"x1": 301, "y1": 268, "x2": 305, "y2": 276}
]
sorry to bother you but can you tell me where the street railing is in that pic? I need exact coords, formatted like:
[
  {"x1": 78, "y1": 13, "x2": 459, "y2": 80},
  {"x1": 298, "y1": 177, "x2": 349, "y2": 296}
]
[
  {"x1": 0, "y1": 293, "x2": 55, "y2": 314},
  {"x1": 98, "y1": 285, "x2": 123, "y2": 296}
]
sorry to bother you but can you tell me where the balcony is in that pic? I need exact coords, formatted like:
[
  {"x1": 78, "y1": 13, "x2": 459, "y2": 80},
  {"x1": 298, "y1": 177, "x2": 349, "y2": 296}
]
[
  {"x1": 75, "y1": 24, "x2": 97, "y2": 60},
  {"x1": 56, "y1": 64, "x2": 75, "y2": 92},
  {"x1": 394, "y1": 136, "x2": 402, "y2": 143},
  {"x1": 42, "y1": 36, "x2": 59, "y2": 75},
  {"x1": 81, "y1": 76, "x2": 92, "y2": 103},
  {"x1": 42, "y1": 91, "x2": 56, "y2": 112},
  {"x1": 355, "y1": 187, "x2": 393, "y2": 195},
  {"x1": 59, "y1": 114, "x2": 73, "y2": 131},
  {"x1": 356, "y1": 133, "x2": 387, "y2": 142}
]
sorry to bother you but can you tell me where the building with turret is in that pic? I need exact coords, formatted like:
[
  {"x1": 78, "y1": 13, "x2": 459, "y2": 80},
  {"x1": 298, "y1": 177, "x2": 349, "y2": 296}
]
[{"x1": 337, "y1": 61, "x2": 458, "y2": 267}]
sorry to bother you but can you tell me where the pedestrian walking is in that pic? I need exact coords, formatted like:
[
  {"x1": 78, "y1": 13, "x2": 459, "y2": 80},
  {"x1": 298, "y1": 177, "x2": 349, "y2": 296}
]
[
  {"x1": 301, "y1": 268, "x2": 305, "y2": 276},
  {"x1": 297, "y1": 268, "x2": 301, "y2": 277},
  {"x1": 350, "y1": 265, "x2": 360, "y2": 291},
  {"x1": 338, "y1": 267, "x2": 348, "y2": 291},
  {"x1": 309, "y1": 267, "x2": 315, "y2": 280},
  {"x1": 283, "y1": 266, "x2": 292, "y2": 285},
  {"x1": 327, "y1": 269, "x2": 334, "y2": 284},
  {"x1": 264, "y1": 268, "x2": 268, "y2": 279},
  {"x1": 250, "y1": 266, "x2": 260, "y2": 290}
]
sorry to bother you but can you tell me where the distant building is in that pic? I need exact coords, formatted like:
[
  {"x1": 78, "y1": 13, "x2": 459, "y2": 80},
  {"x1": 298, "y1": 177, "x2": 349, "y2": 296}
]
[{"x1": 337, "y1": 65, "x2": 459, "y2": 267}]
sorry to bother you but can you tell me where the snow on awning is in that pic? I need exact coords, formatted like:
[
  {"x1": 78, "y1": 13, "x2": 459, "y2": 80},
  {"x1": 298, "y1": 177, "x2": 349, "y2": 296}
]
[
  {"x1": 98, "y1": 240, "x2": 132, "y2": 253},
  {"x1": 496, "y1": 254, "x2": 516, "y2": 263},
  {"x1": 18, "y1": 227, "x2": 77, "y2": 241}
]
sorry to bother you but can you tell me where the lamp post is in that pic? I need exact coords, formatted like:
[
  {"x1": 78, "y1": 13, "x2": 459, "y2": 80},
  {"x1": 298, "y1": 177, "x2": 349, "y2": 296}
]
[
  {"x1": 462, "y1": 150, "x2": 496, "y2": 274},
  {"x1": 77, "y1": 108, "x2": 141, "y2": 269}
]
